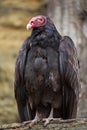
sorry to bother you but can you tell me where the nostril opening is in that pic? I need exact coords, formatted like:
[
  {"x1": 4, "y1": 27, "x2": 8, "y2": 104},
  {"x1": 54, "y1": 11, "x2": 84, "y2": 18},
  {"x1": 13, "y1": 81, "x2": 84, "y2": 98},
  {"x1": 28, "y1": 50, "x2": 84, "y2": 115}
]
[{"x1": 31, "y1": 21, "x2": 34, "y2": 25}]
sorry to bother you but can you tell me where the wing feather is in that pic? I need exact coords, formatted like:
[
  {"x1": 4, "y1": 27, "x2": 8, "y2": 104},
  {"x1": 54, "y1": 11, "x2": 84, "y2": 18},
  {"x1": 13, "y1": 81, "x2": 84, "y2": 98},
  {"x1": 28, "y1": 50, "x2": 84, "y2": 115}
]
[
  {"x1": 14, "y1": 37, "x2": 32, "y2": 121},
  {"x1": 58, "y1": 36, "x2": 80, "y2": 118}
]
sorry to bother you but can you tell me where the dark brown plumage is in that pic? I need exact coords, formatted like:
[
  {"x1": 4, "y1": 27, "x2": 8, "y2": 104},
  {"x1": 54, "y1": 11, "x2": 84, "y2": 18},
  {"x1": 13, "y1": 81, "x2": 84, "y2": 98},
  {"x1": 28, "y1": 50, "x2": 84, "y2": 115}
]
[{"x1": 14, "y1": 15, "x2": 80, "y2": 124}]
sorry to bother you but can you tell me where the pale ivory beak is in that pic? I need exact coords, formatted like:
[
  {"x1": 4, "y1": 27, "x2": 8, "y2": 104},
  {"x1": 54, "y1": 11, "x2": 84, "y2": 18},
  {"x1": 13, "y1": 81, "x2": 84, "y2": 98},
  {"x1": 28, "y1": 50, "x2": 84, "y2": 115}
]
[{"x1": 26, "y1": 23, "x2": 32, "y2": 30}]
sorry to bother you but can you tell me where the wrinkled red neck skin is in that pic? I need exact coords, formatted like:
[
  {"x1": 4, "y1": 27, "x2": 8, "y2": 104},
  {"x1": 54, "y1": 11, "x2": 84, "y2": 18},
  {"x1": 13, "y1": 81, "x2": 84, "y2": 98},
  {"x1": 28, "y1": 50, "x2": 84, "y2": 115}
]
[{"x1": 29, "y1": 15, "x2": 47, "y2": 28}]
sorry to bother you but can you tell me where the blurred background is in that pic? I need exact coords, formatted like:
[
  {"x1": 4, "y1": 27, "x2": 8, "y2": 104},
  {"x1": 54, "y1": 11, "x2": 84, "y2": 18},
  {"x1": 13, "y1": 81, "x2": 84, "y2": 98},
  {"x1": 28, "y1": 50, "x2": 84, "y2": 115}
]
[{"x1": 0, "y1": 0, "x2": 87, "y2": 124}]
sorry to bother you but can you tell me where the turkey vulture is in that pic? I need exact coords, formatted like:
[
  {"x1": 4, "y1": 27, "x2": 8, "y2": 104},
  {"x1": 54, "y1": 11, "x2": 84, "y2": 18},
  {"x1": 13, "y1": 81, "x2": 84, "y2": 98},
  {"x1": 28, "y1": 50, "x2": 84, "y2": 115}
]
[{"x1": 14, "y1": 15, "x2": 80, "y2": 125}]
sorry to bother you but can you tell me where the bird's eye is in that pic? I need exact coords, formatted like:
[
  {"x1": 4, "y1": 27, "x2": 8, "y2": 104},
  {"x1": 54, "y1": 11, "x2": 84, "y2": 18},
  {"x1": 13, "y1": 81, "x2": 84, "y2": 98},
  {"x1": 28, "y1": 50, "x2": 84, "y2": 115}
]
[
  {"x1": 37, "y1": 18, "x2": 43, "y2": 23},
  {"x1": 39, "y1": 18, "x2": 42, "y2": 21}
]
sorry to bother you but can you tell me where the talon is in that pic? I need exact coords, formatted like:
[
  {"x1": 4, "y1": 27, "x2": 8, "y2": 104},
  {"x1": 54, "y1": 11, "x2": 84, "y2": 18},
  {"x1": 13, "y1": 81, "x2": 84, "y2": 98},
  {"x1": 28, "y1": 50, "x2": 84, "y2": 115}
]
[
  {"x1": 43, "y1": 118, "x2": 53, "y2": 126},
  {"x1": 23, "y1": 120, "x2": 31, "y2": 125},
  {"x1": 29, "y1": 119, "x2": 40, "y2": 128}
]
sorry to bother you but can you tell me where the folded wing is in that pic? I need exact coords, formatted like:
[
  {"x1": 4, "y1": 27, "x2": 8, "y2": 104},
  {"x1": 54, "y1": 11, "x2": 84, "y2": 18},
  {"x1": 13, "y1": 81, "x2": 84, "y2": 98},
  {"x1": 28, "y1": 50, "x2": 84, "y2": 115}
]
[{"x1": 58, "y1": 36, "x2": 80, "y2": 119}]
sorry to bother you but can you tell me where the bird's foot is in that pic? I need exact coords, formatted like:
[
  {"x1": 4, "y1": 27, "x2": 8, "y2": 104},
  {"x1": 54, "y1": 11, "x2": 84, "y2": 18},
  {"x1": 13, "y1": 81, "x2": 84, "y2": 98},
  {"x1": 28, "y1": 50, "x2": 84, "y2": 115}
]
[
  {"x1": 43, "y1": 118, "x2": 62, "y2": 126},
  {"x1": 43, "y1": 118, "x2": 53, "y2": 126},
  {"x1": 23, "y1": 120, "x2": 31, "y2": 125},
  {"x1": 29, "y1": 118, "x2": 40, "y2": 127},
  {"x1": 23, "y1": 118, "x2": 40, "y2": 127}
]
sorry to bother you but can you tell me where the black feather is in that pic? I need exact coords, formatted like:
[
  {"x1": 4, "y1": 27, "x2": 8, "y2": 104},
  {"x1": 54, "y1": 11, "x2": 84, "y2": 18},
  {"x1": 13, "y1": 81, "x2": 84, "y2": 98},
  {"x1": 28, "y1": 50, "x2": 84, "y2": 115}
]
[{"x1": 14, "y1": 16, "x2": 80, "y2": 122}]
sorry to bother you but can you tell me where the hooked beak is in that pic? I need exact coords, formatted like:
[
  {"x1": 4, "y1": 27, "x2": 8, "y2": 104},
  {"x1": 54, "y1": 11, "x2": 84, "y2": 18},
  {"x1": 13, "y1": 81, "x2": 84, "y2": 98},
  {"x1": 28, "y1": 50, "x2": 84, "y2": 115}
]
[{"x1": 26, "y1": 23, "x2": 32, "y2": 30}]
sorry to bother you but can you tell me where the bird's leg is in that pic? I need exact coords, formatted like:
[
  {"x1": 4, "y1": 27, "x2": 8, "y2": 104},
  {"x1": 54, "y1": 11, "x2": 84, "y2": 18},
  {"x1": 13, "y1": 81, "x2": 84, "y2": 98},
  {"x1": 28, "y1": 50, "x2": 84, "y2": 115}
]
[
  {"x1": 43, "y1": 107, "x2": 62, "y2": 126},
  {"x1": 23, "y1": 111, "x2": 41, "y2": 127},
  {"x1": 43, "y1": 107, "x2": 54, "y2": 126}
]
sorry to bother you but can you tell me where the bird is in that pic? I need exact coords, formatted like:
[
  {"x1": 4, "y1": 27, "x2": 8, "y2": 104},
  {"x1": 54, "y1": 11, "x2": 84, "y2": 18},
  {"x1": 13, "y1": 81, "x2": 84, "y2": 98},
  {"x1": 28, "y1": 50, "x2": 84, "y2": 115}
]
[{"x1": 14, "y1": 15, "x2": 80, "y2": 126}]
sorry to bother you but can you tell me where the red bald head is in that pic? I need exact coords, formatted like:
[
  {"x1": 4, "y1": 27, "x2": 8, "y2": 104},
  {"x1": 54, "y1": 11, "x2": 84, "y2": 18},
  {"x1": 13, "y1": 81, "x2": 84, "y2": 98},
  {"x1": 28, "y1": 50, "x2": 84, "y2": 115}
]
[{"x1": 26, "y1": 15, "x2": 47, "y2": 30}]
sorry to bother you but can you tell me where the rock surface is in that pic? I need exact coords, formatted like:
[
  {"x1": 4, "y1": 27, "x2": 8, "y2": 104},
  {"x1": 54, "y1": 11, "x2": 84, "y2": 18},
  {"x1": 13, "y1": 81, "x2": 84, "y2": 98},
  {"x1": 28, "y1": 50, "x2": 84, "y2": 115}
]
[{"x1": 1, "y1": 119, "x2": 87, "y2": 130}]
